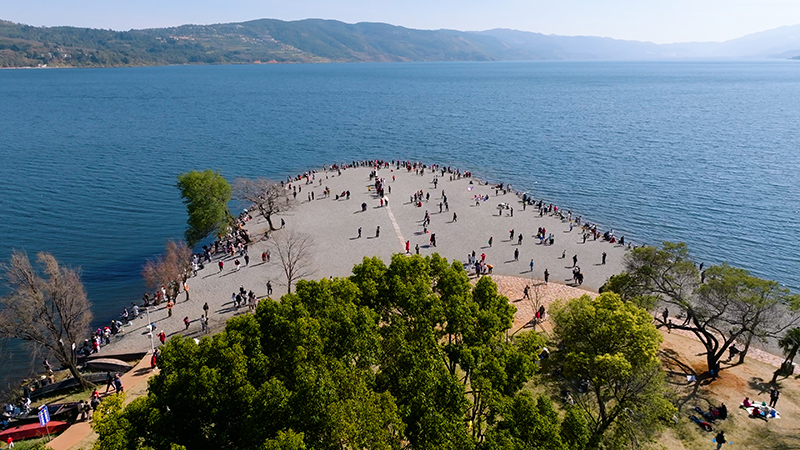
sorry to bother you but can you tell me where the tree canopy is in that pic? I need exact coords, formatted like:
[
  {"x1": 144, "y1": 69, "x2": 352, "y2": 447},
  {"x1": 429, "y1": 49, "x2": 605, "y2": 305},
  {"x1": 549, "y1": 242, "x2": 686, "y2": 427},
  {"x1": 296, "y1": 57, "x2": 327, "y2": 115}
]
[
  {"x1": 92, "y1": 254, "x2": 587, "y2": 450},
  {"x1": 176, "y1": 170, "x2": 233, "y2": 246},
  {"x1": 620, "y1": 242, "x2": 800, "y2": 373},
  {"x1": 550, "y1": 292, "x2": 675, "y2": 449}
]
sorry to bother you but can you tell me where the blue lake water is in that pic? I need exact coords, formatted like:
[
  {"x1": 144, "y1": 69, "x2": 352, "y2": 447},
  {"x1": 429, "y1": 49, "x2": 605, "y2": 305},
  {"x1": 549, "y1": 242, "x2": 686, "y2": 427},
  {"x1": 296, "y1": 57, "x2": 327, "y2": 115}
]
[{"x1": 1, "y1": 60, "x2": 799, "y2": 385}]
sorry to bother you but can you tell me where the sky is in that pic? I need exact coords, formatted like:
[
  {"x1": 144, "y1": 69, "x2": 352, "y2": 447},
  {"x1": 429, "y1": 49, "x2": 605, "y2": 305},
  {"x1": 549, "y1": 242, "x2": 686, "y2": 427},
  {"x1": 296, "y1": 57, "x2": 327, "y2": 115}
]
[{"x1": 3, "y1": 0, "x2": 800, "y2": 44}]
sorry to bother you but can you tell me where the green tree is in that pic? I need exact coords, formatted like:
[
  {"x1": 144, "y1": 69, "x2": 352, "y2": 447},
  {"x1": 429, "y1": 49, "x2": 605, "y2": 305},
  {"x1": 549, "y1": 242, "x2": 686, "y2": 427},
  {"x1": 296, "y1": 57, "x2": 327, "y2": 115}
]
[
  {"x1": 551, "y1": 292, "x2": 675, "y2": 449},
  {"x1": 176, "y1": 170, "x2": 232, "y2": 246},
  {"x1": 88, "y1": 254, "x2": 551, "y2": 450},
  {"x1": 482, "y1": 393, "x2": 569, "y2": 450},
  {"x1": 772, "y1": 327, "x2": 800, "y2": 382},
  {"x1": 622, "y1": 243, "x2": 800, "y2": 373}
]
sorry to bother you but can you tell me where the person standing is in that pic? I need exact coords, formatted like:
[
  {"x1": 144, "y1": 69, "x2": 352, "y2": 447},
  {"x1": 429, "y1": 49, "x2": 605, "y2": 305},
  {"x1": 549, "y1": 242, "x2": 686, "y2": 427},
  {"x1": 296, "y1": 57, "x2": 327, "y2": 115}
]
[
  {"x1": 770, "y1": 388, "x2": 780, "y2": 408},
  {"x1": 406, "y1": 241, "x2": 410, "y2": 254},
  {"x1": 514, "y1": 248, "x2": 519, "y2": 261},
  {"x1": 203, "y1": 302, "x2": 209, "y2": 317},
  {"x1": 166, "y1": 300, "x2": 174, "y2": 317},
  {"x1": 529, "y1": 259, "x2": 535, "y2": 272},
  {"x1": 488, "y1": 237, "x2": 493, "y2": 247},
  {"x1": 415, "y1": 244, "x2": 420, "y2": 255},
  {"x1": 183, "y1": 316, "x2": 190, "y2": 330},
  {"x1": 218, "y1": 260, "x2": 224, "y2": 272},
  {"x1": 358, "y1": 227, "x2": 362, "y2": 238},
  {"x1": 244, "y1": 254, "x2": 250, "y2": 266},
  {"x1": 572, "y1": 255, "x2": 578, "y2": 267},
  {"x1": 376, "y1": 226, "x2": 380, "y2": 238},
  {"x1": 266, "y1": 280, "x2": 273, "y2": 296},
  {"x1": 544, "y1": 269, "x2": 550, "y2": 283}
]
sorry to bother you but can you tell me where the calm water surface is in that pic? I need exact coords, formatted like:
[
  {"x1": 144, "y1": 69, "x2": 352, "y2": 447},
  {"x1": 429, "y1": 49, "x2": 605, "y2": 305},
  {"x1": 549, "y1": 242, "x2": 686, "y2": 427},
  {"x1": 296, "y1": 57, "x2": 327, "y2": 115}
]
[{"x1": 1, "y1": 61, "x2": 799, "y2": 384}]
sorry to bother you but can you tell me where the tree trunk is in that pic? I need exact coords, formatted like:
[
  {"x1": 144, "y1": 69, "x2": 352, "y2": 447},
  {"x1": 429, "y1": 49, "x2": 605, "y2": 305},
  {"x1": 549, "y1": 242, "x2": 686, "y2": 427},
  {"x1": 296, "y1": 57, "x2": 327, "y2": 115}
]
[
  {"x1": 737, "y1": 331, "x2": 754, "y2": 365},
  {"x1": 266, "y1": 214, "x2": 276, "y2": 231},
  {"x1": 66, "y1": 358, "x2": 93, "y2": 389}
]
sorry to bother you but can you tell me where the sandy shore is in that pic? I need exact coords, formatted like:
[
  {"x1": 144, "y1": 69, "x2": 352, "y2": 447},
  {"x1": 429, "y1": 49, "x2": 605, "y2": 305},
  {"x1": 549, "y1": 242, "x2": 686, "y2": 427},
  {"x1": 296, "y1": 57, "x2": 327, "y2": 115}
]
[{"x1": 98, "y1": 164, "x2": 629, "y2": 355}]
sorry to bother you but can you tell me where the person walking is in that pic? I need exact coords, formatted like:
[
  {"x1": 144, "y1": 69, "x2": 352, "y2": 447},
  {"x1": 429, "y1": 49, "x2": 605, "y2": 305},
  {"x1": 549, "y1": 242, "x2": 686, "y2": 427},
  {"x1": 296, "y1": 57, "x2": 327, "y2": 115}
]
[
  {"x1": 453, "y1": 212, "x2": 457, "y2": 222},
  {"x1": 602, "y1": 252, "x2": 607, "y2": 265},
  {"x1": 113, "y1": 374, "x2": 124, "y2": 393},
  {"x1": 104, "y1": 371, "x2": 114, "y2": 394},
  {"x1": 218, "y1": 260, "x2": 224, "y2": 272},
  {"x1": 544, "y1": 269, "x2": 550, "y2": 283},
  {"x1": 405, "y1": 241, "x2": 410, "y2": 254},
  {"x1": 572, "y1": 255, "x2": 578, "y2": 267},
  {"x1": 488, "y1": 237, "x2": 493, "y2": 247},
  {"x1": 714, "y1": 431, "x2": 726, "y2": 450},
  {"x1": 523, "y1": 285, "x2": 530, "y2": 300},
  {"x1": 529, "y1": 259, "x2": 535, "y2": 272},
  {"x1": 183, "y1": 316, "x2": 190, "y2": 330},
  {"x1": 266, "y1": 280, "x2": 273, "y2": 296},
  {"x1": 358, "y1": 227, "x2": 362, "y2": 238},
  {"x1": 262, "y1": 251, "x2": 267, "y2": 263},
  {"x1": 514, "y1": 248, "x2": 519, "y2": 261},
  {"x1": 166, "y1": 300, "x2": 174, "y2": 317},
  {"x1": 244, "y1": 254, "x2": 250, "y2": 266},
  {"x1": 376, "y1": 226, "x2": 380, "y2": 238},
  {"x1": 770, "y1": 388, "x2": 780, "y2": 408},
  {"x1": 203, "y1": 302, "x2": 209, "y2": 318}
]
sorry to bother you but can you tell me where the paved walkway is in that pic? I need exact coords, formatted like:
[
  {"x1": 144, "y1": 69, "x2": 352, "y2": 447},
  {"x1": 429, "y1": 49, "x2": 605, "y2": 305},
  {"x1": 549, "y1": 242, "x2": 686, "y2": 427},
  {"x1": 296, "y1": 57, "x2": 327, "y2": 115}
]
[
  {"x1": 47, "y1": 354, "x2": 158, "y2": 450},
  {"x1": 95, "y1": 165, "x2": 630, "y2": 357}
]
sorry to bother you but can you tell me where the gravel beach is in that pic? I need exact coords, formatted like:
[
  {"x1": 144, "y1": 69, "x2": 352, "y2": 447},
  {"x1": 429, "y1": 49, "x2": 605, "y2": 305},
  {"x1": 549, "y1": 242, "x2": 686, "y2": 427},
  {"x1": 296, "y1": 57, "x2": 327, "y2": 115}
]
[{"x1": 98, "y1": 164, "x2": 629, "y2": 355}]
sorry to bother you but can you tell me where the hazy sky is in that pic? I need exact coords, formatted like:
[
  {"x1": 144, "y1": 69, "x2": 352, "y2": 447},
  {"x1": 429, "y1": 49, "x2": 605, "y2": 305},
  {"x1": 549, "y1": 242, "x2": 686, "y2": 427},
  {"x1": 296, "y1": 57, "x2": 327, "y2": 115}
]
[{"x1": 3, "y1": 0, "x2": 800, "y2": 44}]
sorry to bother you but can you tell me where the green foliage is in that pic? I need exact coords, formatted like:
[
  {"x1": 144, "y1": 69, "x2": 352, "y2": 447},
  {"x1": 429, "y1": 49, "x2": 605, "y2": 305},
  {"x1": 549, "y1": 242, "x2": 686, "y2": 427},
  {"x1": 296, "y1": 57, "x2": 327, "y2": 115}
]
[
  {"x1": 623, "y1": 242, "x2": 800, "y2": 372},
  {"x1": 176, "y1": 170, "x2": 232, "y2": 246},
  {"x1": 560, "y1": 407, "x2": 590, "y2": 450},
  {"x1": 0, "y1": 18, "x2": 514, "y2": 67},
  {"x1": 551, "y1": 292, "x2": 675, "y2": 449},
  {"x1": 599, "y1": 273, "x2": 658, "y2": 310},
  {"x1": 482, "y1": 393, "x2": 570, "y2": 450},
  {"x1": 94, "y1": 254, "x2": 566, "y2": 450},
  {"x1": 263, "y1": 430, "x2": 306, "y2": 450},
  {"x1": 779, "y1": 327, "x2": 800, "y2": 364}
]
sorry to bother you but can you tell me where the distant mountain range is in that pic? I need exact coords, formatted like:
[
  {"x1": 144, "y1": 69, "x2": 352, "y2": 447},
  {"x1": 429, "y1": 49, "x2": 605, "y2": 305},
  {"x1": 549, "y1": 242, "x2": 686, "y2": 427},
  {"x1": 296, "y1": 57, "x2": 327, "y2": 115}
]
[{"x1": 1, "y1": 18, "x2": 799, "y2": 68}]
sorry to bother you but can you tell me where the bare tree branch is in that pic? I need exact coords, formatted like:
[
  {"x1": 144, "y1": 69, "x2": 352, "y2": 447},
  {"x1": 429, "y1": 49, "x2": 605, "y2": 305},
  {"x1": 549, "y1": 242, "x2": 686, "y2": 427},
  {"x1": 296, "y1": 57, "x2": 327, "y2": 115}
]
[
  {"x1": 270, "y1": 231, "x2": 315, "y2": 294},
  {"x1": 0, "y1": 251, "x2": 93, "y2": 387},
  {"x1": 233, "y1": 178, "x2": 295, "y2": 231}
]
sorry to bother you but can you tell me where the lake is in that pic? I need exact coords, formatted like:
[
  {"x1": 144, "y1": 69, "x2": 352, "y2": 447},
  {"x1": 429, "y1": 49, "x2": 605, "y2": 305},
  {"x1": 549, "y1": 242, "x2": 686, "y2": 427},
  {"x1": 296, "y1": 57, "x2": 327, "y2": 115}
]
[{"x1": 0, "y1": 60, "x2": 799, "y2": 385}]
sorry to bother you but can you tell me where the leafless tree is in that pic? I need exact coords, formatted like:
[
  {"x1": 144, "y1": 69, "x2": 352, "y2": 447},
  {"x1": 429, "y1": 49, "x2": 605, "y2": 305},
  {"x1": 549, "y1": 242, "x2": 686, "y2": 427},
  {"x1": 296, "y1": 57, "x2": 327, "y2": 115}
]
[
  {"x1": 142, "y1": 240, "x2": 193, "y2": 302},
  {"x1": 270, "y1": 231, "x2": 315, "y2": 294},
  {"x1": 232, "y1": 178, "x2": 294, "y2": 231},
  {"x1": 0, "y1": 251, "x2": 94, "y2": 388}
]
